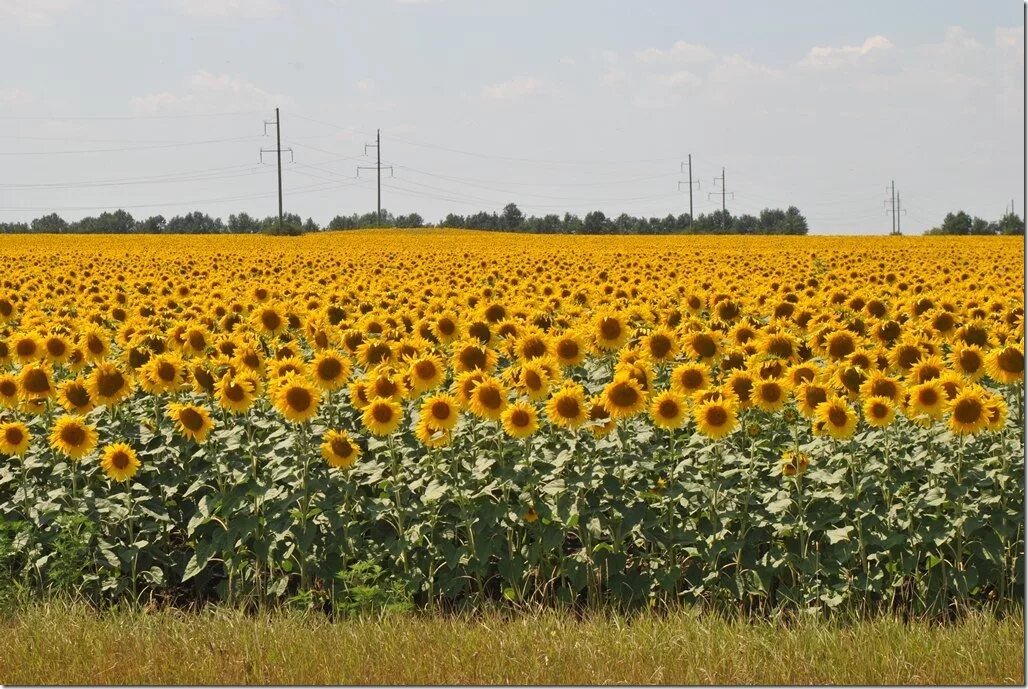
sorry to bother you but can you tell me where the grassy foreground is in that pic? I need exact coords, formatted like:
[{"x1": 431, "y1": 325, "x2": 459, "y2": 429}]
[{"x1": 0, "y1": 604, "x2": 1022, "y2": 685}]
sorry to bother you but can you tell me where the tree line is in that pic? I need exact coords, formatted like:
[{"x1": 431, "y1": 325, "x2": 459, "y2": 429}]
[
  {"x1": 923, "y1": 210, "x2": 1024, "y2": 235},
  {"x1": 0, "y1": 203, "x2": 808, "y2": 235}
]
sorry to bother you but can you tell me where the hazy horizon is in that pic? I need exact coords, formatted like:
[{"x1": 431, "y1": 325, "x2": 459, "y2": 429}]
[{"x1": 0, "y1": 0, "x2": 1023, "y2": 234}]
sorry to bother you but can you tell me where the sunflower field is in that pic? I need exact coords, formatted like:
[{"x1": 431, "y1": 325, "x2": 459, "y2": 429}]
[{"x1": 0, "y1": 230, "x2": 1022, "y2": 616}]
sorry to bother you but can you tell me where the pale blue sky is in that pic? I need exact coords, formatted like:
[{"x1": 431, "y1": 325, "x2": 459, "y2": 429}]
[{"x1": 0, "y1": 0, "x2": 1022, "y2": 233}]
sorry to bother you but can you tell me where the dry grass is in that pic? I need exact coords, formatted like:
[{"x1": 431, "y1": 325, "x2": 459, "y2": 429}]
[{"x1": 0, "y1": 603, "x2": 1022, "y2": 685}]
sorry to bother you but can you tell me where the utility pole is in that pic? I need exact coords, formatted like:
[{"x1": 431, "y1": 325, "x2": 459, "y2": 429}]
[
  {"x1": 678, "y1": 155, "x2": 700, "y2": 225},
  {"x1": 884, "y1": 180, "x2": 896, "y2": 235},
  {"x1": 358, "y1": 129, "x2": 393, "y2": 226},
  {"x1": 260, "y1": 107, "x2": 293, "y2": 232},
  {"x1": 707, "y1": 167, "x2": 734, "y2": 231},
  {"x1": 884, "y1": 182, "x2": 905, "y2": 235}
]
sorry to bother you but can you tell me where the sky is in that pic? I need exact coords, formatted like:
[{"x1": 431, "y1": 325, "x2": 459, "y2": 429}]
[{"x1": 0, "y1": 0, "x2": 1023, "y2": 234}]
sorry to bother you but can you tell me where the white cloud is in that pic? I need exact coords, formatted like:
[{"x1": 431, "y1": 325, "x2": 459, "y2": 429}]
[
  {"x1": 635, "y1": 40, "x2": 714, "y2": 64},
  {"x1": 131, "y1": 70, "x2": 286, "y2": 114},
  {"x1": 802, "y1": 35, "x2": 893, "y2": 67},
  {"x1": 481, "y1": 76, "x2": 544, "y2": 102},
  {"x1": 0, "y1": 0, "x2": 77, "y2": 27},
  {"x1": 176, "y1": 0, "x2": 282, "y2": 18},
  {"x1": 710, "y1": 54, "x2": 783, "y2": 82},
  {"x1": 355, "y1": 79, "x2": 375, "y2": 90},
  {"x1": 559, "y1": 56, "x2": 577, "y2": 66}
]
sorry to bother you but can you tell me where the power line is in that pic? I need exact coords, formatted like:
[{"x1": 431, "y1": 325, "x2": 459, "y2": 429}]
[
  {"x1": 0, "y1": 110, "x2": 264, "y2": 121},
  {"x1": 0, "y1": 135, "x2": 261, "y2": 156}
]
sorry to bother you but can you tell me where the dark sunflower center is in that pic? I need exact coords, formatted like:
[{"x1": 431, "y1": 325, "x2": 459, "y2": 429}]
[
  {"x1": 286, "y1": 387, "x2": 312, "y2": 412},
  {"x1": 510, "y1": 409, "x2": 531, "y2": 427},
  {"x1": 372, "y1": 403, "x2": 394, "y2": 424},
  {"x1": 556, "y1": 397, "x2": 581, "y2": 419},
  {"x1": 23, "y1": 369, "x2": 50, "y2": 394},
  {"x1": 609, "y1": 382, "x2": 639, "y2": 408},
  {"x1": 599, "y1": 318, "x2": 622, "y2": 341},
  {"x1": 828, "y1": 407, "x2": 848, "y2": 427},
  {"x1": 705, "y1": 406, "x2": 728, "y2": 427},
  {"x1": 331, "y1": 437, "x2": 354, "y2": 458},
  {"x1": 431, "y1": 401, "x2": 452, "y2": 421},
  {"x1": 111, "y1": 451, "x2": 130, "y2": 470},
  {"x1": 96, "y1": 370, "x2": 125, "y2": 397},
  {"x1": 179, "y1": 408, "x2": 204, "y2": 432},
  {"x1": 998, "y1": 348, "x2": 1024, "y2": 374},
  {"x1": 692, "y1": 334, "x2": 716, "y2": 359},
  {"x1": 318, "y1": 358, "x2": 343, "y2": 381},
  {"x1": 658, "y1": 399, "x2": 680, "y2": 418},
  {"x1": 60, "y1": 424, "x2": 86, "y2": 446},
  {"x1": 476, "y1": 385, "x2": 503, "y2": 410},
  {"x1": 5, "y1": 427, "x2": 24, "y2": 445},
  {"x1": 953, "y1": 398, "x2": 983, "y2": 424}
]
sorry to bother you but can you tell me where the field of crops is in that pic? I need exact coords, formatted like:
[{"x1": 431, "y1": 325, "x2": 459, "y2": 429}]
[{"x1": 0, "y1": 231, "x2": 1022, "y2": 616}]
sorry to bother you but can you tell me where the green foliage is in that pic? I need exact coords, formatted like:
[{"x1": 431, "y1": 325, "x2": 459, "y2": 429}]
[{"x1": 0, "y1": 369, "x2": 1022, "y2": 617}]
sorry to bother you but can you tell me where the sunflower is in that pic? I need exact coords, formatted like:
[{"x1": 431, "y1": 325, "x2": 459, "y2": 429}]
[
  {"x1": 100, "y1": 442, "x2": 140, "y2": 482},
  {"x1": 907, "y1": 380, "x2": 946, "y2": 420},
  {"x1": 786, "y1": 362, "x2": 819, "y2": 388},
  {"x1": 18, "y1": 362, "x2": 53, "y2": 400},
  {"x1": 594, "y1": 311, "x2": 631, "y2": 351},
  {"x1": 362, "y1": 398, "x2": 403, "y2": 436},
  {"x1": 513, "y1": 360, "x2": 553, "y2": 401},
  {"x1": 420, "y1": 393, "x2": 460, "y2": 431},
  {"x1": 859, "y1": 372, "x2": 904, "y2": 403},
  {"x1": 761, "y1": 332, "x2": 799, "y2": 362},
  {"x1": 168, "y1": 403, "x2": 215, "y2": 443},
  {"x1": 641, "y1": 328, "x2": 678, "y2": 362},
  {"x1": 49, "y1": 415, "x2": 98, "y2": 460},
  {"x1": 862, "y1": 396, "x2": 895, "y2": 428},
  {"x1": 545, "y1": 383, "x2": 588, "y2": 429},
  {"x1": 254, "y1": 305, "x2": 288, "y2": 337},
  {"x1": 0, "y1": 373, "x2": 19, "y2": 408},
  {"x1": 12, "y1": 333, "x2": 41, "y2": 364},
  {"x1": 408, "y1": 354, "x2": 445, "y2": 394},
  {"x1": 272, "y1": 376, "x2": 321, "y2": 423},
  {"x1": 907, "y1": 355, "x2": 945, "y2": 385},
  {"x1": 814, "y1": 397, "x2": 857, "y2": 439},
  {"x1": 694, "y1": 398, "x2": 738, "y2": 440},
  {"x1": 684, "y1": 329, "x2": 720, "y2": 363},
  {"x1": 514, "y1": 331, "x2": 552, "y2": 361},
  {"x1": 415, "y1": 418, "x2": 453, "y2": 448},
  {"x1": 601, "y1": 375, "x2": 646, "y2": 420},
  {"x1": 580, "y1": 396, "x2": 614, "y2": 437},
  {"x1": 348, "y1": 378, "x2": 372, "y2": 410},
  {"x1": 670, "y1": 362, "x2": 710, "y2": 396},
  {"x1": 725, "y1": 370, "x2": 755, "y2": 410},
  {"x1": 311, "y1": 351, "x2": 351, "y2": 391},
  {"x1": 217, "y1": 372, "x2": 259, "y2": 413},
  {"x1": 321, "y1": 429, "x2": 361, "y2": 468},
  {"x1": 649, "y1": 390, "x2": 687, "y2": 430},
  {"x1": 86, "y1": 361, "x2": 134, "y2": 407},
  {"x1": 553, "y1": 330, "x2": 588, "y2": 367},
  {"x1": 139, "y1": 353, "x2": 186, "y2": 394},
  {"x1": 42, "y1": 333, "x2": 71, "y2": 364},
  {"x1": 501, "y1": 402, "x2": 539, "y2": 439},
  {"x1": 468, "y1": 376, "x2": 507, "y2": 420},
  {"x1": 985, "y1": 344, "x2": 1024, "y2": 384},
  {"x1": 944, "y1": 344, "x2": 982, "y2": 381},
  {"x1": 57, "y1": 378, "x2": 94, "y2": 414},
  {"x1": 983, "y1": 394, "x2": 1008, "y2": 432},
  {"x1": 947, "y1": 386, "x2": 990, "y2": 436},
  {"x1": 780, "y1": 449, "x2": 810, "y2": 477},
  {"x1": 753, "y1": 379, "x2": 789, "y2": 413},
  {"x1": 433, "y1": 311, "x2": 460, "y2": 344},
  {"x1": 0, "y1": 422, "x2": 30, "y2": 456},
  {"x1": 451, "y1": 341, "x2": 497, "y2": 374}
]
